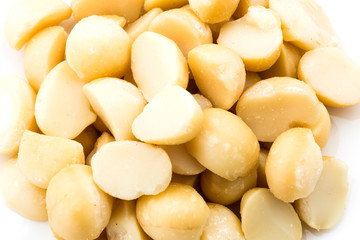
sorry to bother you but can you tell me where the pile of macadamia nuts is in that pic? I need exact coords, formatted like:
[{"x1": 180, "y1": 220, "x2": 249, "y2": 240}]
[{"x1": 0, "y1": 0, "x2": 357, "y2": 239}]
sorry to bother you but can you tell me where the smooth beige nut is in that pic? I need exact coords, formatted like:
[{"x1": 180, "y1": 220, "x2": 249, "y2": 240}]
[
  {"x1": 47, "y1": 164, "x2": 113, "y2": 240},
  {"x1": 0, "y1": 155, "x2": 47, "y2": 221},
  {"x1": 18, "y1": 130, "x2": 85, "y2": 189},
  {"x1": 236, "y1": 77, "x2": 321, "y2": 142},
  {"x1": 149, "y1": 8, "x2": 213, "y2": 57},
  {"x1": 0, "y1": 74, "x2": 37, "y2": 154},
  {"x1": 35, "y1": 61, "x2": 96, "y2": 139},
  {"x1": 144, "y1": 0, "x2": 188, "y2": 11},
  {"x1": 266, "y1": 128, "x2": 323, "y2": 202},
  {"x1": 186, "y1": 108, "x2": 259, "y2": 180},
  {"x1": 298, "y1": 47, "x2": 360, "y2": 107},
  {"x1": 243, "y1": 71, "x2": 261, "y2": 91},
  {"x1": 171, "y1": 173, "x2": 199, "y2": 188},
  {"x1": 132, "y1": 86, "x2": 203, "y2": 145},
  {"x1": 136, "y1": 183, "x2": 210, "y2": 240},
  {"x1": 74, "y1": 125, "x2": 99, "y2": 157},
  {"x1": 201, "y1": 168, "x2": 257, "y2": 205},
  {"x1": 92, "y1": 141, "x2": 172, "y2": 200},
  {"x1": 4, "y1": 0, "x2": 71, "y2": 50},
  {"x1": 66, "y1": 16, "x2": 131, "y2": 82},
  {"x1": 188, "y1": 44, "x2": 246, "y2": 110},
  {"x1": 295, "y1": 156, "x2": 348, "y2": 230},
  {"x1": 193, "y1": 94, "x2": 213, "y2": 109},
  {"x1": 131, "y1": 31, "x2": 188, "y2": 101},
  {"x1": 83, "y1": 78, "x2": 146, "y2": 141},
  {"x1": 101, "y1": 15, "x2": 127, "y2": 27},
  {"x1": 233, "y1": 0, "x2": 269, "y2": 18},
  {"x1": 218, "y1": 6, "x2": 282, "y2": 72},
  {"x1": 86, "y1": 132, "x2": 115, "y2": 166},
  {"x1": 160, "y1": 144, "x2": 205, "y2": 175},
  {"x1": 269, "y1": 0, "x2": 337, "y2": 50},
  {"x1": 310, "y1": 103, "x2": 331, "y2": 149},
  {"x1": 24, "y1": 26, "x2": 67, "y2": 92},
  {"x1": 189, "y1": 0, "x2": 240, "y2": 23},
  {"x1": 260, "y1": 41, "x2": 302, "y2": 79},
  {"x1": 201, "y1": 203, "x2": 245, "y2": 240},
  {"x1": 256, "y1": 148, "x2": 269, "y2": 187},
  {"x1": 71, "y1": 0, "x2": 144, "y2": 23},
  {"x1": 240, "y1": 188, "x2": 302, "y2": 240},
  {"x1": 106, "y1": 200, "x2": 150, "y2": 240},
  {"x1": 125, "y1": 8, "x2": 163, "y2": 41}
]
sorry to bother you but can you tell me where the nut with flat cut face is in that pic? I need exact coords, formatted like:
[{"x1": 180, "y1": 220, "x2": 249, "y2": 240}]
[
  {"x1": 186, "y1": 108, "x2": 259, "y2": 181},
  {"x1": 136, "y1": 183, "x2": 210, "y2": 240},
  {"x1": 233, "y1": 0, "x2": 269, "y2": 18},
  {"x1": 310, "y1": 103, "x2": 331, "y2": 149},
  {"x1": 188, "y1": 44, "x2": 246, "y2": 110},
  {"x1": 295, "y1": 156, "x2": 348, "y2": 230},
  {"x1": 18, "y1": 130, "x2": 85, "y2": 189},
  {"x1": 132, "y1": 86, "x2": 203, "y2": 145},
  {"x1": 265, "y1": 128, "x2": 323, "y2": 202},
  {"x1": 35, "y1": 61, "x2": 96, "y2": 139},
  {"x1": 236, "y1": 77, "x2": 321, "y2": 142},
  {"x1": 86, "y1": 132, "x2": 115, "y2": 166},
  {"x1": 240, "y1": 188, "x2": 302, "y2": 240},
  {"x1": 218, "y1": 6, "x2": 283, "y2": 72},
  {"x1": 298, "y1": 47, "x2": 360, "y2": 107},
  {"x1": 4, "y1": 0, "x2": 71, "y2": 50},
  {"x1": 269, "y1": 0, "x2": 338, "y2": 50},
  {"x1": 131, "y1": 31, "x2": 188, "y2": 101},
  {"x1": 0, "y1": 74, "x2": 37, "y2": 154},
  {"x1": 46, "y1": 164, "x2": 113, "y2": 240},
  {"x1": 91, "y1": 141, "x2": 172, "y2": 200},
  {"x1": 0, "y1": 155, "x2": 47, "y2": 221},
  {"x1": 201, "y1": 203, "x2": 245, "y2": 240}
]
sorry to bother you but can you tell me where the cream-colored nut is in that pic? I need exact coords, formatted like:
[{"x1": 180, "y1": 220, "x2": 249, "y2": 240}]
[
  {"x1": 298, "y1": 47, "x2": 360, "y2": 107},
  {"x1": 171, "y1": 173, "x2": 199, "y2": 188},
  {"x1": 295, "y1": 156, "x2": 348, "y2": 230},
  {"x1": 201, "y1": 168, "x2": 257, "y2": 205},
  {"x1": 201, "y1": 203, "x2": 245, "y2": 240},
  {"x1": 144, "y1": 0, "x2": 188, "y2": 11},
  {"x1": 74, "y1": 125, "x2": 99, "y2": 156},
  {"x1": 189, "y1": 0, "x2": 239, "y2": 24},
  {"x1": 35, "y1": 61, "x2": 96, "y2": 139},
  {"x1": 160, "y1": 144, "x2": 205, "y2": 175},
  {"x1": 101, "y1": 15, "x2": 127, "y2": 28},
  {"x1": 149, "y1": 8, "x2": 213, "y2": 57},
  {"x1": 266, "y1": 128, "x2": 323, "y2": 202},
  {"x1": 188, "y1": 44, "x2": 246, "y2": 110},
  {"x1": 256, "y1": 148, "x2": 269, "y2": 187},
  {"x1": 233, "y1": 0, "x2": 269, "y2": 18},
  {"x1": 243, "y1": 71, "x2": 261, "y2": 91},
  {"x1": 71, "y1": 0, "x2": 144, "y2": 23},
  {"x1": 4, "y1": 0, "x2": 71, "y2": 50},
  {"x1": 136, "y1": 183, "x2": 210, "y2": 240},
  {"x1": 0, "y1": 155, "x2": 47, "y2": 221},
  {"x1": 236, "y1": 77, "x2": 321, "y2": 142},
  {"x1": 106, "y1": 200, "x2": 151, "y2": 240},
  {"x1": 186, "y1": 108, "x2": 259, "y2": 180},
  {"x1": 240, "y1": 188, "x2": 302, "y2": 240},
  {"x1": 310, "y1": 103, "x2": 331, "y2": 149},
  {"x1": 192, "y1": 94, "x2": 213, "y2": 109},
  {"x1": 260, "y1": 42, "x2": 302, "y2": 79},
  {"x1": 24, "y1": 26, "x2": 67, "y2": 92},
  {"x1": 47, "y1": 164, "x2": 113, "y2": 240},
  {"x1": 125, "y1": 8, "x2": 163, "y2": 41},
  {"x1": 66, "y1": 16, "x2": 131, "y2": 82},
  {"x1": 92, "y1": 141, "x2": 172, "y2": 200},
  {"x1": 131, "y1": 31, "x2": 188, "y2": 101},
  {"x1": 218, "y1": 6, "x2": 282, "y2": 72},
  {"x1": 86, "y1": 132, "x2": 115, "y2": 166},
  {"x1": 0, "y1": 74, "x2": 36, "y2": 154},
  {"x1": 132, "y1": 86, "x2": 203, "y2": 145},
  {"x1": 18, "y1": 130, "x2": 85, "y2": 189},
  {"x1": 83, "y1": 78, "x2": 146, "y2": 141},
  {"x1": 269, "y1": 0, "x2": 338, "y2": 50}
]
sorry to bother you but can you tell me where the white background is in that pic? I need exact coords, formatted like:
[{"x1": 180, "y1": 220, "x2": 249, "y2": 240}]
[{"x1": 0, "y1": 0, "x2": 360, "y2": 239}]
